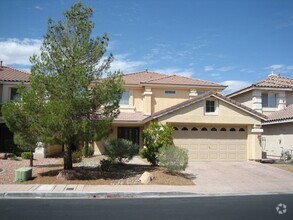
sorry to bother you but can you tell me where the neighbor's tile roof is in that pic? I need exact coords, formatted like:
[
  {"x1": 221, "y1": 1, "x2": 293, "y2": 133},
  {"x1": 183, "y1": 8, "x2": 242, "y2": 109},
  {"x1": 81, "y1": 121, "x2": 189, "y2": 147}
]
[
  {"x1": 113, "y1": 111, "x2": 149, "y2": 122},
  {"x1": 0, "y1": 66, "x2": 30, "y2": 82},
  {"x1": 227, "y1": 74, "x2": 293, "y2": 97},
  {"x1": 253, "y1": 74, "x2": 293, "y2": 88},
  {"x1": 265, "y1": 104, "x2": 293, "y2": 123},
  {"x1": 149, "y1": 91, "x2": 268, "y2": 121},
  {"x1": 123, "y1": 70, "x2": 226, "y2": 87}
]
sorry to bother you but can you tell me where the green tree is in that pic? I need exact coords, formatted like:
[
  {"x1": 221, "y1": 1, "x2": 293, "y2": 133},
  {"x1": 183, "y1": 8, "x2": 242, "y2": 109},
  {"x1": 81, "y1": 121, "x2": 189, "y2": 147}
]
[
  {"x1": 3, "y1": 2, "x2": 123, "y2": 170},
  {"x1": 140, "y1": 122, "x2": 173, "y2": 165}
]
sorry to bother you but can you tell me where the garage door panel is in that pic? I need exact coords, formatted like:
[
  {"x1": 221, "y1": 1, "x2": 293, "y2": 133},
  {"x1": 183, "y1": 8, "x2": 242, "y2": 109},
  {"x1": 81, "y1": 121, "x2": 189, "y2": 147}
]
[{"x1": 173, "y1": 125, "x2": 247, "y2": 161}]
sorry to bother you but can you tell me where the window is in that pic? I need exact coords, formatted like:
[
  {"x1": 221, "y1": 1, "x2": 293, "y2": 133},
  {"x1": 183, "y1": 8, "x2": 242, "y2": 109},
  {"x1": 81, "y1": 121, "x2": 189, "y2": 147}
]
[
  {"x1": 230, "y1": 128, "x2": 236, "y2": 132},
  {"x1": 165, "y1": 90, "x2": 176, "y2": 94},
  {"x1": 262, "y1": 93, "x2": 277, "y2": 108},
  {"x1": 191, "y1": 127, "x2": 198, "y2": 131},
  {"x1": 173, "y1": 127, "x2": 179, "y2": 131},
  {"x1": 220, "y1": 128, "x2": 226, "y2": 131},
  {"x1": 10, "y1": 88, "x2": 19, "y2": 100},
  {"x1": 120, "y1": 91, "x2": 130, "y2": 105},
  {"x1": 206, "y1": 100, "x2": 215, "y2": 113},
  {"x1": 201, "y1": 127, "x2": 208, "y2": 131},
  {"x1": 182, "y1": 127, "x2": 188, "y2": 131},
  {"x1": 118, "y1": 127, "x2": 140, "y2": 145},
  {"x1": 211, "y1": 127, "x2": 217, "y2": 131},
  {"x1": 239, "y1": 128, "x2": 245, "y2": 132}
]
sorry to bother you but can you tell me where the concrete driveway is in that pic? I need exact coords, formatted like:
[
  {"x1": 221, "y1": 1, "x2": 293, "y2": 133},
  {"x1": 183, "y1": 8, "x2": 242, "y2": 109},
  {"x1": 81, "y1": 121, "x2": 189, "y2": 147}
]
[{"x1": 184, "y1": 161, "x2": 293, "y2": 194}]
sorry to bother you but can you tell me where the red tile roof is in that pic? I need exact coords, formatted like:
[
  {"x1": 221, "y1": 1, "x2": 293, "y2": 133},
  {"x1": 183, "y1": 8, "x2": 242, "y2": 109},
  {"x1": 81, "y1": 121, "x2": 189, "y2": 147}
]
[
  {"x1": 227, "y1": 74, "x2": 293, "y2": 97},
  {"x1": 123, "y1": 70, "x2": 226, "y2": 88},
  {"x1": 113, "y1": 111, "x2": 149, "y2": 123},
  {"x1": 0, "y1": 66, "x2": 30, "y2": 82},
  {"x1": 265, "y1": 104, "x2": 293, "y2": 123}
]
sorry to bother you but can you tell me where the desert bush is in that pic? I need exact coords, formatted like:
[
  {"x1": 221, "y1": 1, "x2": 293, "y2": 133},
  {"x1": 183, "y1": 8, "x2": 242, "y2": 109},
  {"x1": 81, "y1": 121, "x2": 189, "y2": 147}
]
[
  {"x1": 72, "y1": 151, "x2": 82, "y2": 163},
  {"x1": 100, "y1": 159, "x2": 112, "y2": 171},
  {"x1": 157, "y1": 145, "x2": 188, "y2": 172},
  {"x1": 21, "y1": 152, "x2": 32, "y2": 160},
  {"x1": 140, "y1": 122, "x2": 173, "y2": 165},
  {"x1": 103, "y1": 138, "x2": 138, "y2": 163},
  {"x1": 82, "y1": 142, "x2": 90, "y2": 158}
]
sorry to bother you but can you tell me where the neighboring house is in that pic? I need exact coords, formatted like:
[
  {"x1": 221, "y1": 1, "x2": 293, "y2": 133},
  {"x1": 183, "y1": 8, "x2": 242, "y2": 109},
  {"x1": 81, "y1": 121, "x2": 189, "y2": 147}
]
[
  {"x1": 227, "y1": 73, "x2": 293, "y2": 158},
  {"x1": 94, "y1": 70, "x2": 266, "y2": 161},
  {"x1": 0, "y1": 64, "x2": 61, "y2": 157},
  {"x1": 0, "y1": 64, "x2": 30, "y2": 152}
]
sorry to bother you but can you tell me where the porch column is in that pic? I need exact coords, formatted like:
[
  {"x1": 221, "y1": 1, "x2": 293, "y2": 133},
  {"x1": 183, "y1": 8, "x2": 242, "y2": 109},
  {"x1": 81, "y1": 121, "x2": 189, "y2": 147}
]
[{"x1": 143, "y1": 87, "x2": 152, "y2": 115}]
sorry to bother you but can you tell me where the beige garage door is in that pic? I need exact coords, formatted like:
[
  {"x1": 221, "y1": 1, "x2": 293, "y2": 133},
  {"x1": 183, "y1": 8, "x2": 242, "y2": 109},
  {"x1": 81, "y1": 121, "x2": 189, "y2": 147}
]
[{"x1": 173, "y1": 125, "x2": 247, "y2": 161}]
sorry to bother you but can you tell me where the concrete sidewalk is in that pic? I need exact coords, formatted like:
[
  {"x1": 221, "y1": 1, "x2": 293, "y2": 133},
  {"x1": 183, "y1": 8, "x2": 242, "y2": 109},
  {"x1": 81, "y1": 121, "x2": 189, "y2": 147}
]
[{"x1": 0, "y1": 184, "x2": 198, "y2": 198}]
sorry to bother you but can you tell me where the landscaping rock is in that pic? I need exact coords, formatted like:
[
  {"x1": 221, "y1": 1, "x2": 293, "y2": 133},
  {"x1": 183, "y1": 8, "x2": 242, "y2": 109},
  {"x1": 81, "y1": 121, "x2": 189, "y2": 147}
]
[
  {"x1": 139, "y1": 171, "x2": 154, "y2": 184},
  {"x1": 56, "y1": 170, "x2": 78, "y2": 180},
  {"x1": 6, "y1": 153, "x2": 15, "y2": 158},
  {"x1": 0, "y1": 153, "x2": 7, "y2": 160}
]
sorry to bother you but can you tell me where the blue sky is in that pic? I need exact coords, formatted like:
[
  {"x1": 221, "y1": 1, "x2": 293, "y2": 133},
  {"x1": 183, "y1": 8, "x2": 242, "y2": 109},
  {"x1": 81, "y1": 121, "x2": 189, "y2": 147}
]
[{"x1": 0, "y1": 0, "x2": 293, "y2": 93}]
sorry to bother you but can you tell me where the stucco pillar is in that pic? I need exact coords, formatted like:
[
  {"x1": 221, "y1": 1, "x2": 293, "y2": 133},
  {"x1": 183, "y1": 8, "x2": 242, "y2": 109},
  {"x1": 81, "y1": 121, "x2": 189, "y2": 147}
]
[
  {"x1": 143, "y1": 87, "x2": 152, "y2": 115},
  {"x1": 189, "y1": 89, "x2": 198, "y2": 99},
  {"x1": 252, "y1": 90, "x2": 262, "y2": 113}
]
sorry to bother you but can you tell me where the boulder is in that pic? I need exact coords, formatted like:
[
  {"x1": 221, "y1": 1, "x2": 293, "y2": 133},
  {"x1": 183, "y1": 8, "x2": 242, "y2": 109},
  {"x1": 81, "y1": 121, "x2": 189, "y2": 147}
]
[
  {"x1": 0, "y1": 153, "x2": 7, "y2": 160},
  {"x1": 56, "y1": 170, "x2": 78, "y2": 180},
  {"x1": 139, "y1": 171, "x2": 154, "y2": 184},
  {"x1": 6, "y1": 153, "x2": 15, "y2": 158}
]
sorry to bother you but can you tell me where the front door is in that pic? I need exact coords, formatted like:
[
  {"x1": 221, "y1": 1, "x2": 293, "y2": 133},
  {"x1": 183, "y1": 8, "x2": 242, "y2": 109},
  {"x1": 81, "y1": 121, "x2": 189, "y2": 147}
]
[{"x1": 117, "y1": 127, "x2": 140, "y2": 145}]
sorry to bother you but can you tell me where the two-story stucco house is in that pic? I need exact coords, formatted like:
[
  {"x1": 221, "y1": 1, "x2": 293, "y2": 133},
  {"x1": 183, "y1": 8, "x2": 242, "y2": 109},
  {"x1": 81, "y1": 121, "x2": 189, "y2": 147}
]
[
  {"x1": 94, "y1": 70, "x2": 267, "y2": 161},
  {"x1": 227, "y1": 73, "x2": 293, "y2": 158},
  {"x1": 0, "y1": 64, "x2": 30, "y2": 152}
]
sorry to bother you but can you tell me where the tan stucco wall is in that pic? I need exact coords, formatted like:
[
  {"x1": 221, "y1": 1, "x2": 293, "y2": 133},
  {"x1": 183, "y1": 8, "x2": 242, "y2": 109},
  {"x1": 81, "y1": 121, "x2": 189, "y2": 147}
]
[
  {"x1": 0, "y1": 84, "x2": 3, "y2": 103},
  {"x1": 231, "y1": 91, "x2": 253, "y2": 108},
  {"x1": 158, "y1": 99, "x2": 261, "y2": 125},
  {"x1": 152, "y1": 88, "x2": 190, "y2": 113},
  {"x1": 133, "y1": 88, "x2": 143, "y2": 112},
  {"x1": 262, "y1": 122, "x2": 293, "y2": 158}
]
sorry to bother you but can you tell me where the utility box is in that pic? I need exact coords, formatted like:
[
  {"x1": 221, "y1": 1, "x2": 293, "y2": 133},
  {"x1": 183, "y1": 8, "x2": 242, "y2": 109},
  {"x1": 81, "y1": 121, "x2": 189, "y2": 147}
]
[{"x1": 15, "y1": 167, "x2": 32, "y2": 182}]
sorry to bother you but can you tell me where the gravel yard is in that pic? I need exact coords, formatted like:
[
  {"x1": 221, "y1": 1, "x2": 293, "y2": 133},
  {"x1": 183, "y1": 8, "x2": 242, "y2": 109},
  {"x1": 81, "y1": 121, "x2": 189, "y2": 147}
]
[{"x1": 0, "y1": 155, "x2": 194, "y2": 185}]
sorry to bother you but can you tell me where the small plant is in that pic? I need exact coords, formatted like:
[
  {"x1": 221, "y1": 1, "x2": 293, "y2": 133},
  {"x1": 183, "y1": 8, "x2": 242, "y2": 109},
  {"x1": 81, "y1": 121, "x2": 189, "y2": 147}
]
[
  {"x1": 82, "y1": 142, "x2": 90, "y2": 158},
  {"x1": 103, "y1": 138, "x2": 138, "y2": 163},
  {"x1": 21, "y1": 152, "x2": 32, "y2": 160},
  {"x1": 140, "y1": 122, "x2": 173, "y2": 165},
  {"x1": 157, "y1": 145, "x2": 188, "y2": 172},
  {"x1": 9, "y1": 156, "x2": 21, "y2": 161},
  {"x1": 100, "y1": 159, "x2": 112, "y2": 171},
  {"x1": 72, "y1": 151, "x2": 82, "y2": 163}
]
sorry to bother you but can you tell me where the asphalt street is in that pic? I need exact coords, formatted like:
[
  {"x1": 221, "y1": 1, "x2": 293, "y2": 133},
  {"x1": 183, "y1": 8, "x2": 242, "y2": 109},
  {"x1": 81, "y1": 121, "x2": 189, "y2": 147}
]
[{"x1": 0, "y1": 194, "x2": 292, "y2": 220}]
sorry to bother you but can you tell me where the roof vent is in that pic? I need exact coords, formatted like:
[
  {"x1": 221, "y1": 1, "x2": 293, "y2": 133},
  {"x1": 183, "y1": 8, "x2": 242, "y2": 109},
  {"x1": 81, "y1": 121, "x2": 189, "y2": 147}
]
[
  {"x1": 268, "y1": 72, "x2": 280, "y2": 77},
  {"x1": 0, "y1": 60, "x2": 2, "y2": 68}
]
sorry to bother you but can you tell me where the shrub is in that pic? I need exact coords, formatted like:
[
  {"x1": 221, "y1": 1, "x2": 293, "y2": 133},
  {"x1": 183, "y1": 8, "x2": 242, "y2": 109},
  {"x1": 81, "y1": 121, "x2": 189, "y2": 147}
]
[
  {"x1": 103, "y1": 138, "x2": 138, "y2": 163},
  {"x1": 89, "y1": 145, "x2": 94, "y2": 156},
  {"x1": 72, "y1": 151, "x2": 82, "y2": 163},
  {"x1": 82, "y1": 143, "x2": 90, "y2": 158},
  {"x1": 140, "y1": 122, "x2": 173, "y2": 165},
  {"x1": 157, "y1": 145, "x2": 188, "y2": 172},
  {"x1": 100, "y1": 159, "x2": 112, "y2": 171},
  {"x1": 21, "y1": 152, "x2": 31, "y2": 160}
]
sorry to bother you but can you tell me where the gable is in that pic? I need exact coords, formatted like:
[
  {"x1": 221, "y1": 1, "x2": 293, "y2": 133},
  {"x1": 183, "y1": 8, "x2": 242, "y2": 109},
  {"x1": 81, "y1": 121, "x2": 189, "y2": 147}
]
[{"x1": 157, "y1": 97, "x2": 262, "y2": 125}]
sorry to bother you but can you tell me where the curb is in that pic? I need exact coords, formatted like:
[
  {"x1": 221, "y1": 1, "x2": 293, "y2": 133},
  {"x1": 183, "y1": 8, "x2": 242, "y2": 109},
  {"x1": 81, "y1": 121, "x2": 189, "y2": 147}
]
[{"x1": 1, "y1": 191, "x2": 199, "y2": 199}]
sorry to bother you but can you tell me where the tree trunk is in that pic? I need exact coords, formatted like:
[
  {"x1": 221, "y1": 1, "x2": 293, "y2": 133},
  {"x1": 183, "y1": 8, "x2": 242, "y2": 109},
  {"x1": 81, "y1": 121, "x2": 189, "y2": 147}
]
[
  {"x1": 63, "y1": 144, "x2": 73, "y2": 170},
  {"x1": 29, "y1": 147, "x2": 33, "y2": 167}
]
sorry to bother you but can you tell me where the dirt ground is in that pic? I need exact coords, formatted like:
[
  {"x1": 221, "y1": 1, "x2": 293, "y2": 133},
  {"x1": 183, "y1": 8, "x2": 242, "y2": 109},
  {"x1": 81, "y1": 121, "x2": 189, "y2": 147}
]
[
  {"x1": 0, "y1": 155, "x2": 194, "y2": 185},
  {"x1": 269, "y1": 162, "x2": 293, "y2": 172}
]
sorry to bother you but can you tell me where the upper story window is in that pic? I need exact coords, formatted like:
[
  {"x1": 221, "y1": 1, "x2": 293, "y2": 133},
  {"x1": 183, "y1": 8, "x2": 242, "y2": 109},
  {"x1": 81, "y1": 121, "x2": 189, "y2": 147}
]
[
  {"x1": 165, "y1": 90, "x2": 176, "y2": 94},
  {"x1": 120, "y1": 91, "x2": 130, "y2": 105},
  {"x1": 205, "y1": 100, "x2": 215, "y2": 113},
  {"x1": 10, "y1": 88, "x2": 19, "y2": 101},
  {"x1": 262, "y1": 93, "x2": 277, "y2": 108}
]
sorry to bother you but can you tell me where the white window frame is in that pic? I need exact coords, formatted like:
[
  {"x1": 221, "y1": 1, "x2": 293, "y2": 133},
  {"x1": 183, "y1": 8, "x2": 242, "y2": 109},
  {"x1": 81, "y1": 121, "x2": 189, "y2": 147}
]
[
  {"x1": 204, "y1": 99, "x2": 218, "y2": 115},
  {"x1": 262, "y1": 93, "x2": 277, "y2": 108},
  {"x1": 120, "y1": 90, "x2": 130, "y2": 106}
]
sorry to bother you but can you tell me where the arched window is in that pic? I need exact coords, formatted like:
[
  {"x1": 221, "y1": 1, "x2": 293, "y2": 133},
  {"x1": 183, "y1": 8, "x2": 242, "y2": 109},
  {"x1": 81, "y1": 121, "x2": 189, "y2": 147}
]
[
  {"x1": 239, "y1": 128, "x2": 245, "y2": 132},
  {"x1": 211, "y1": 127, "x2": 217, "y2": 131},
  {"x1": 230, "y1": 128, "x2": 236, "y2": 132},
  {"x1": 182, "y1": 127, "x2": 188, "y2": 131},
  {"x1": 191, "y1": 127, "x2": 198, "y2": 131},
  {"x1": 173, "y1": 127, "x2": 178, "y2": 131},
  {"x1": 201, "y1": 127, "x2": 208, "y2": 131},
  {"x1": 220, "y1": 128, "x2": 226, "y2": 131}
]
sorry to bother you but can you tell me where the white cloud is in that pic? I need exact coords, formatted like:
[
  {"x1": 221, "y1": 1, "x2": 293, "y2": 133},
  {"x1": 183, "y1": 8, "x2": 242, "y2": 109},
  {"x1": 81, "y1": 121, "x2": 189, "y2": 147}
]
[
  {"x1": 204, "y1": 65, "x2": 237, "y2": 72},
  {"x1": 0, "y1": 38, "x2": 41, "y2": 66},
  {"x1": 109, "y1": 54, "x2": 146, "y2": 73},
  {"x1": 268, "y1": 64, "x2": 284, "y2": 70},
  {"x1": 265, "y1": 64, "x2": 293, "y2": 73},
  {"x1": 221, "y1": 80, "x2": 251, "y2": 94},
  {"x1": 35, "y1": 6, "x2": 44, "y2": 10}
]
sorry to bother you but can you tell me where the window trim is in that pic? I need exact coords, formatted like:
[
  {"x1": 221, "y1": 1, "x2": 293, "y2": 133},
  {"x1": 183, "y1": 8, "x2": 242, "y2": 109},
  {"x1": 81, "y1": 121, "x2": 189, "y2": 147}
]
[
  {"x1": 204, "y1": 99, "x2": 218, "y2": 115},
  {"x1": 261, "y1": 93, "x2": 277, "y2": 108},
  {"x1": 120, "y1": 90, "x2": 130, "y2": 106}
]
